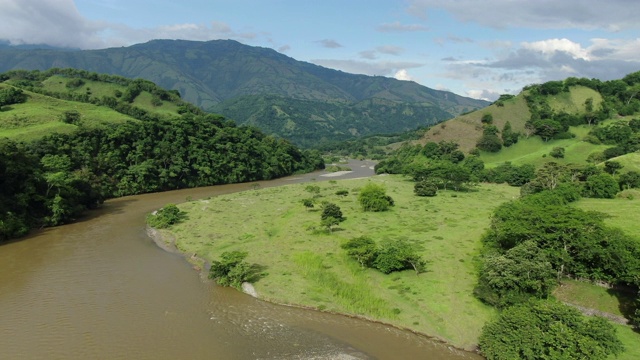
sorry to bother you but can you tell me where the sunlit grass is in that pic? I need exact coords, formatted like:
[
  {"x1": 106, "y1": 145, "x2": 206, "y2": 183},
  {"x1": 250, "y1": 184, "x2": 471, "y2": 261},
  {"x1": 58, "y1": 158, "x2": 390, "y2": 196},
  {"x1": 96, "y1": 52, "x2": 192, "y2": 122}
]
[{"x1": 168, "y1": 176, "x2": 521, "y2": 349}]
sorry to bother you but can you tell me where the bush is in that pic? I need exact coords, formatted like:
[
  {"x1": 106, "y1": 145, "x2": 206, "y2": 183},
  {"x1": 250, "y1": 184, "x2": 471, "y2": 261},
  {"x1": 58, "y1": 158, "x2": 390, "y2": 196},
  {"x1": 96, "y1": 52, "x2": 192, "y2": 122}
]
[
  {"x1": 358, "y1": 183, "x2": 394, "y2": 212},
  {"x1": 320, "y1": 202, "x2": 344, "y2": 222},
  {"x1": 549, "y1": 146, "x2": 565, "y2": 158},
  {"x1": 414, "y1": 180, "x2": 438, "y2": 197},
  {"x1": 476, "y1": 134, "x2": 503, "y2": 152},
  {"x1": 146, "y1": 204, "x2": 186, "y2": 228},
  {"x1": 209, "y1": 251, "x2": 254, "y2": 288},
  {"x1": 583, "y1": 173, "x2": 619, "y2": 198},
  {"x1": 341, "y1": 236, "x2": 377, "y2": 268},
  {"x1": 479, "y1": 300, "x2": 624, "y2": 360},
  {"x1": 373, "y1": 239, "x2": 426, "y2": 275}
]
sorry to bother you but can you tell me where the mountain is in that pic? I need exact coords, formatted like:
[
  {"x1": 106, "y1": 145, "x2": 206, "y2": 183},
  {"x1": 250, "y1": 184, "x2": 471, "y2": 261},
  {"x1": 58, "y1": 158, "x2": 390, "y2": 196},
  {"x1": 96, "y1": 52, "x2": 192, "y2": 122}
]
[{"x1": 0, "y1": 39, "x2": 489, "y2": 146}]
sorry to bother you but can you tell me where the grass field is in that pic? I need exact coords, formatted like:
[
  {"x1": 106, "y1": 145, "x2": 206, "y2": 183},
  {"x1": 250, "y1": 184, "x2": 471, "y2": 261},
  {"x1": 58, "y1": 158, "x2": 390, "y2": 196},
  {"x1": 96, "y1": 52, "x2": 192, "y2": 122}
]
[
  {"x1": 164, "y1": 175, "x2": 640, "y2": 354},
  {"x1": 167, "y1": 176, "x2": 522, "y2": 349},
  {"x1": 610, "y1": 152, "x2": 640, "y2": 173},
  {"x1": 0, "y1": 84, "x2": 138, "y2": 141},
  {"x1": 479, "y1": 128, "x2": 611, "y2": 168}
]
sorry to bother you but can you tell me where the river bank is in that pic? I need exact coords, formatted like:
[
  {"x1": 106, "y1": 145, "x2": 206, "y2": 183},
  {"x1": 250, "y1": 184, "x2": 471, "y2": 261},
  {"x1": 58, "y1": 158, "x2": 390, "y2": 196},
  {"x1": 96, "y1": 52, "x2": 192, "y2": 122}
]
[{"x1": 146, "y1": 223, "x2": 478, "y2": 356}]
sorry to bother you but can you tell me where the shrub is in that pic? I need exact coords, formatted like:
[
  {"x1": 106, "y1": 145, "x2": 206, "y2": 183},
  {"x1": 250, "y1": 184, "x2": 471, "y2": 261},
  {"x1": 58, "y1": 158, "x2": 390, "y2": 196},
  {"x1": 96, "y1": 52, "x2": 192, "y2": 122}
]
[
  {"x1": 358, "y1": 183, "x2": 394, "y2": 212},
  {"x1": 146, "y1": 204, "x2": 186, "y2": 228},
  {"x1": 373, "y1": 239, "x2": 426, "y2": 275},
  {"x1": 549, "y1": 146, "x2": 565, "y2": 158},
  {"x1": 414, "y1": 180, "x2": 438, "y2": 197},
  {"x1": 209, "y1": 251, "x2": 254, "y2": 288},
  {"x1": 479, "y1": 300, "x2": 623, "y2": 360}
]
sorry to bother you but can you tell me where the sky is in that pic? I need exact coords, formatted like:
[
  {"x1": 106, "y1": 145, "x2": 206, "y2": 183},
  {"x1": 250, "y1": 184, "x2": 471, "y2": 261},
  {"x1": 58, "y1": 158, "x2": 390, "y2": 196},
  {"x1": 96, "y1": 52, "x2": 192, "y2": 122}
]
[{"x1": 1, "y1": 0, "x2": 639, "y2": 101}]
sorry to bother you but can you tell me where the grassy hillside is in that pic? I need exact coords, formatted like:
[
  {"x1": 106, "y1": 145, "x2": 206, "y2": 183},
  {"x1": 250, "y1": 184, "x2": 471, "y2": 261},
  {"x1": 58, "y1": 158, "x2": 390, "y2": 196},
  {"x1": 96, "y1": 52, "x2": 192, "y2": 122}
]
[
  {"x1": 421, "y1": 86, "x2": 603, "y2": 152},
  {"x1": 609, "y1": 152, "x2": 640, "y2": 173},
  {"x1": 0, "y1": 84, "x2": 136, "y2": 141},
  {"x1": 479, "y1": 125, "x2": 611, "y2": 168},
  {"x1": 0, "y1": 70, "x2": 190, "y2": 141}
]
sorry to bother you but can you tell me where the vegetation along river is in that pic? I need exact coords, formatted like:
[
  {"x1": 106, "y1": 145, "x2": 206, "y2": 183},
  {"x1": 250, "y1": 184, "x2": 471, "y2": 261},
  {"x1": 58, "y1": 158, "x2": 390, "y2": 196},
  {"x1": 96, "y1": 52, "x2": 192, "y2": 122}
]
[{"x1": 0, "y1": 160, "x2": 481, "y2": 360}]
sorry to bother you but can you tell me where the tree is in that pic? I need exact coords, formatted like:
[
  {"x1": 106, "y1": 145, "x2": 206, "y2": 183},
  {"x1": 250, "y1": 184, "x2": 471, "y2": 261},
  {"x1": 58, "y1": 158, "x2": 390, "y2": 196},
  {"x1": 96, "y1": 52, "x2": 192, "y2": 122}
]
[
  {"x1": 301, "y1": 198, "x2": 315, "y2": 210},
  {"x1": 501, "y1": 121, "x2": 519, "y2": 147},
  {"x1": 341, "y1": 236, "x2": 377, "y2": 268},
  {"x1": 481, "y1": 113, "x2": 493, "y2": 124},
  {"x1": 603, "y1": 160, "x2": 623, "y2": 175},
  {"x1": 321, "y1": 202, "x2": 344, "y2": 222},
  {"x1": 0, "y1": 87, "x2": 27, "y2": 110},
  {"x1": 320, "y1": 202, "x2": 344, "y2": 232},
  {"x1": 476, "y1": 134, "x2": 503, "y2": 152},
  {"x1": 479, "y1": 300, "x2": 624, "y2": 360},
  {"x1": 414, "y1": 179, "x2": 438, "y2": 197},
  {"x1": 373, "y1": 239, "x2": 426, "y2": 275},
  {"x1": 475, "y1": 241, "x2": 557, "y2": 308},
  {"x1": 619, "y1": 171, "x2": 640, "y2": 189},
  {"x1": 584, "y1": 173, "x2": 619, "y2": 198},
  {"x1": 146, "y1": 204, "x2": 187, "y2": 228},
  {"x1": 209, "y1": 251, "x2": 255, "y2": 288},
  {"x1": 358, "y1": 183, "x2": 394, "y2": 212},
  {"x1": 549, "y1": 146, "x2": 565, "y2": 158},
  {"x1": 532, "y1": 119, "x2": 564, "y2": 141}
]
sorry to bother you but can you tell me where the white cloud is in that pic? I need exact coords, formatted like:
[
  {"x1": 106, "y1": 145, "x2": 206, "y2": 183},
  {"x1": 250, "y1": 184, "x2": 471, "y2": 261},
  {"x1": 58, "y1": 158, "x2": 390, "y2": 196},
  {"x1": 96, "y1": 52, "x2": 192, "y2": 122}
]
[
  {"x1": 0, "y1": 0, "x2": 259, "y2": 49},
  {"x1": 521, "y1": 38, "x2": 590, "y2": 60},
  {"x1": 466, "y1": 89, "x2": 498, "y2": 101},
  {"x1": 0, "y1": 0, "x2": 106, "y2": 48},
  {"x1": 394, "y1": 69, "x2": 413, "y2": 81},
  {"x1": 405, "y1": 0, "x2": 640, "y2": 31}
]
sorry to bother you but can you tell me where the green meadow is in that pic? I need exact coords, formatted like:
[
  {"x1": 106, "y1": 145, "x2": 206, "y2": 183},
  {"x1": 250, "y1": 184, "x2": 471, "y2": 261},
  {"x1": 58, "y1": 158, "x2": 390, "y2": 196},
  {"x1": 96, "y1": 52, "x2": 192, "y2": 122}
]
[
  {"x1": 0, "y1": 84, "x2": 137, "y2": 141},
  {"x1": 165, "y1": 174, "x2": 640, "y2": 355},
  {"x1": 167, "y1": 175, "x2": 520, "y2": 349}
]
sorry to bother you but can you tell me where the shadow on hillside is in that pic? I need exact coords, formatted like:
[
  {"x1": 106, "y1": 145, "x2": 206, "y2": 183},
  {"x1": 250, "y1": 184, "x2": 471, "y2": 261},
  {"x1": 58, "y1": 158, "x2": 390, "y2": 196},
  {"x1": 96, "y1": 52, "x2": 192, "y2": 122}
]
[
  {"x1": 606, "y1": 284, "x2": 639, "y2": 332},
  {"x1": 248, "y1": 263, "x2": 269, "y2": 283}
]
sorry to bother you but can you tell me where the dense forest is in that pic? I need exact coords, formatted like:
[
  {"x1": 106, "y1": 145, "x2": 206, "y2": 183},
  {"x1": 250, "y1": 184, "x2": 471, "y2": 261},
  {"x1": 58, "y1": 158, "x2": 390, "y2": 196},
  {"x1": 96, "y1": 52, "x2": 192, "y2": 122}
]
[{"x1": 0, "y1": 69, "x2": 323, "y2": 242}]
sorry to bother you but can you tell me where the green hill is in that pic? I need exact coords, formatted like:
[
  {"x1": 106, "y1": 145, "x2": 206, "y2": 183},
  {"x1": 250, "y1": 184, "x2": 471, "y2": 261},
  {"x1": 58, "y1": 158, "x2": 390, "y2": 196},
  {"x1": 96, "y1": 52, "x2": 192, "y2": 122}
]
[
  {"x1": 0, "y1": 69, "x2": 195, "y2": 141},
  {"x1": 0, "y1": 40, "x2": 489, "y2": 145},
  {"x1": 0, "y1": 69, "x2": 323, "y2": 242},
  {"x1": 422, "y1": 85, "x2": 603, "y2": 153}
]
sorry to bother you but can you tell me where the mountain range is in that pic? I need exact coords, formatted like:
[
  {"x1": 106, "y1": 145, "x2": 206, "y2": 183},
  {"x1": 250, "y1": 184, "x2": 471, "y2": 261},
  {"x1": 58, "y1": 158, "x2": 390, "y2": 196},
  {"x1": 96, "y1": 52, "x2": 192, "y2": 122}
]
[{"x1": 0, "y1": 39, "x2": 489, "y2": 146}]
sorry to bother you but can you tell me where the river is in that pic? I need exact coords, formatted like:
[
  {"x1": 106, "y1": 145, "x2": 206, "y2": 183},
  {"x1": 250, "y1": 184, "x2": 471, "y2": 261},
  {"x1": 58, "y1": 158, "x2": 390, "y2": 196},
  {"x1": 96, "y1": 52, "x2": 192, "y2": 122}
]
[{"x1": 0, "y1": 160, "x2": 482, "y2": 359}]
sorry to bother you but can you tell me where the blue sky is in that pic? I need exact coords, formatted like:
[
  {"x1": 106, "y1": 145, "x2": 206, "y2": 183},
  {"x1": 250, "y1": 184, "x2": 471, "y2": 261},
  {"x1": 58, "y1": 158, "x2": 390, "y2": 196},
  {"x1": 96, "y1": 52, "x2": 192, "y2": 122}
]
[{"x1": 1, "y1": 0, "x2": 639, "y2": 100}]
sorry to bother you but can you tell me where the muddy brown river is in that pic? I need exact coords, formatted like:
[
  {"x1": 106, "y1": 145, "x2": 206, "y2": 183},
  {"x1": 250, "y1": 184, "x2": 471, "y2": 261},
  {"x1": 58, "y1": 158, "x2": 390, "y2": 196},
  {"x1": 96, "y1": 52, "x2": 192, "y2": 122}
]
[{"x1": 0, "y1": 160, "x2": 482, "y2": 359}]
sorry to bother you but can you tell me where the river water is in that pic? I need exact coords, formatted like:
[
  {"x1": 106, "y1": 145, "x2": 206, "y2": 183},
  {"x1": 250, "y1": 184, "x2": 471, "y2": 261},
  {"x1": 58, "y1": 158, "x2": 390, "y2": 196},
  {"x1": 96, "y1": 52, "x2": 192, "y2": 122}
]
[{"x1": 0, "y1": 160, "x2": 482, "y2": 359}]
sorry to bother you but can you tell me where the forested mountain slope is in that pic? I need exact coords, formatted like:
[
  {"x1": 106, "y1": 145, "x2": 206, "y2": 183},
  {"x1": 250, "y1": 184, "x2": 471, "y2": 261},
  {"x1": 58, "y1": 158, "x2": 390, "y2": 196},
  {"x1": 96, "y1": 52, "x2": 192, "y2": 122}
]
[{"x1": 0, "y1": 40, "x2": 488, "y2": 145}]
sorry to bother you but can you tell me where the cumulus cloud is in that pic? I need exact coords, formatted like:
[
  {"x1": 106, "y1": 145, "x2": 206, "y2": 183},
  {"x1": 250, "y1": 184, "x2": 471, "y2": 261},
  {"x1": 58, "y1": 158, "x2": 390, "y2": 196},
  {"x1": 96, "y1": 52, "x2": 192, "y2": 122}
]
[
  {"x1": 316, "y1": 39, "x2": 343, "y2": 48},
  {"x1": 521, "y1": 38, "x2": 590, "y2": 60},
  {"x1": 482, "y1": 37, "x2": 640, "y2": 82},
  {"x1": 405, "y1": 0, "x2": 640, "y2": 31},
  {"x1": 466, "y1": 89, "x2": 501, "y2": 101},
  {"x1": 376, "y1": 22, "x2": 428, "y2": 32},
  {"x1": 394, "y1": 69, "x2": 413, "y2": 81},
  {"x1": 0, "y1": 0, "x2": 106, "y2": 48},
  {"x1": 311, "y1": 59, "x2": 423, "y2": 77}
]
